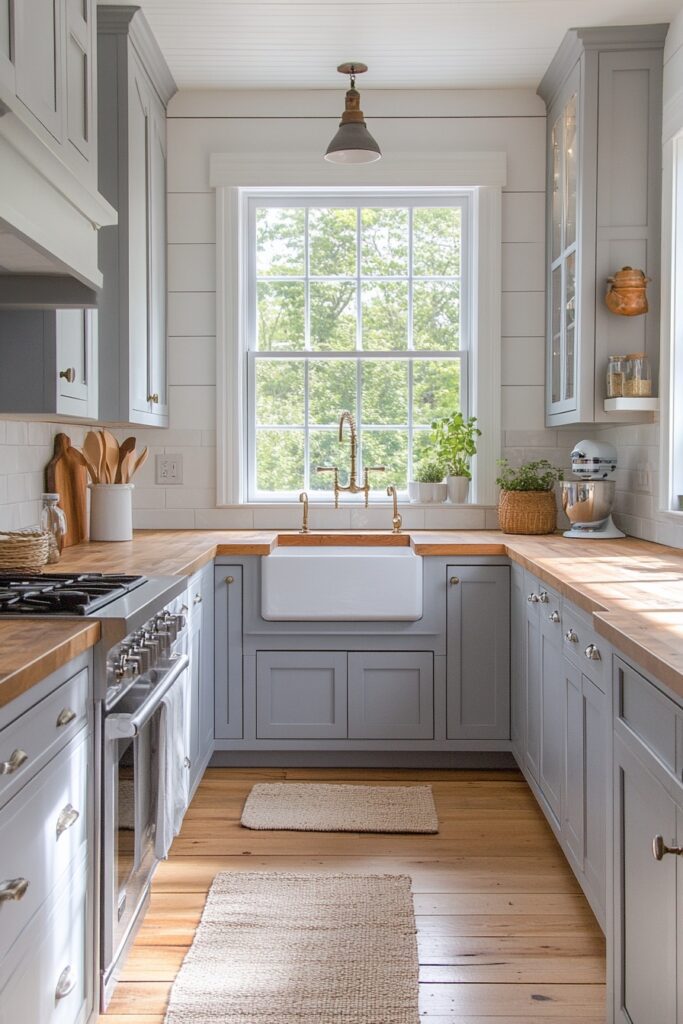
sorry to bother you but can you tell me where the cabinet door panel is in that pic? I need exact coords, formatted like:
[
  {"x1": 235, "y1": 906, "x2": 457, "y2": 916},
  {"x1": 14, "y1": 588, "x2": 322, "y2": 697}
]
[
  {"x1": 256, "y1": 652, "x2": 347, "y2": 740},
  {"x1": 563, "y1": 660, "x2": 584, "y2": 865},
  {"x1": 348, "y1": 652, "x2": 433, "y2": 740},
  {"x1": 188, "y1": 617, "x2": 201, "y2": 784},
  {"x1": 65, "y1": 0, "x2": 93, "y2": 163},
  {"x1": 446, "y1": 565, "x2": 510, "y2": 740},
  {"x1": 510, "y1": 566, "x2": 526, "y2": 763},
  {"x1": 198, "y1": 568, "x2": 215, "y2": 758},
  {"x1": 583, "y1": 674, "x2": 606, "y2": 917},
  {"x1": 55, "y1": 309, "x2": 95, "y2": 416},
  {"x1": 0, "y1": 0, "x2": 13, "y2": 92},
  {"x1": 214, "y1": 567, "x2": 243, "y2": 739},
  {"x1": 127, "y1": 57, "x2": 151, "y2": 417},
  {"x1": 148, "y1": 100, "x2": 168, "y2": 419},
  {"x1": 14, "y1": 0, "x2": 61, "y2": 139},
  {"x1": 614, "y1": 736, "x2": 677, "y2": 1024},
  {"x1": 539, "y1": 631, "x2": 563, "y2": 824},
  {"x1": 525, "y1": 614, "x2": 541, "y2": 782}
]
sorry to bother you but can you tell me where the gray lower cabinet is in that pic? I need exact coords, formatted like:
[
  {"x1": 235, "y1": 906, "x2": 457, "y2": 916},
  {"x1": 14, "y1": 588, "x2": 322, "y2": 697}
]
[
  {"x1": 510, "y1": 563, "x2": 526, "y2": 763},
  {"x1": 348, "y1": 652, "x2": 434, "y2": 740},
  {"x1": 539, "y1": 612, "x2": 564, "y2": 826},
  {"x1": 186, "y1": 563, "x2": 216, "y2": 792},
  {"x1": 446, "y1": 564, "x2": 510, "y2": 739},
  {"x1": 214, "y1": 567, "x2": 243, "y2": 739},
  {"x1": 524, "y1": 575, "x2": 543, "y2": 782},
  {"x1": 256, "y1": 651, "x2": 348, "y2": 740}
]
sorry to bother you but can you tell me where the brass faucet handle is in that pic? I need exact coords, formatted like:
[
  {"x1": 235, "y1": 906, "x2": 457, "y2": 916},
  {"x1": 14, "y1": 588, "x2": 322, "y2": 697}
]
[
  {"x1": 316, "y1": 465, "x2": 337, "y2": 474},
  {"x1": 366, "y1": 466, "x2": 386, "y2": 473},
  {"x1": 316, "y1": 465, "x2": 340, "y2": 509}
]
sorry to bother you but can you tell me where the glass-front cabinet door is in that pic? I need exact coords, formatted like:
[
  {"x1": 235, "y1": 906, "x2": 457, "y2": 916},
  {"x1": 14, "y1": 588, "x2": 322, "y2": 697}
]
[{"x1": 548, "y1": 86, "x2": 578, "y2": 417}]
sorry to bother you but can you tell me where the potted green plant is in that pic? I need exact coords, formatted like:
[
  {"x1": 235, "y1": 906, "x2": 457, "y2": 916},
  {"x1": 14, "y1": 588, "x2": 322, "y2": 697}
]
[
  {"x1": 408, "y1": 458, "x2": 447, "y2": 504},
  {"x1": 495, "y1": 458, "x2": 564, "y2": 535},
  {"x1": 431, "y1": 413, "x2": 481, "y2": 504}
]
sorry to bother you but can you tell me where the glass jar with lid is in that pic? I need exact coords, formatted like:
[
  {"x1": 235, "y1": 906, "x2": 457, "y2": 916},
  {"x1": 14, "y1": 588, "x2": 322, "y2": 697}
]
[
  {"x1": 40, "y1": 493, "x2": 67, "y2": 562},
  {"x1": 606, "y1": 355, "x2": 625, "y2": 398},
  {"x1": 623, "y1": 353, "x2": 652, "y2": 397}
]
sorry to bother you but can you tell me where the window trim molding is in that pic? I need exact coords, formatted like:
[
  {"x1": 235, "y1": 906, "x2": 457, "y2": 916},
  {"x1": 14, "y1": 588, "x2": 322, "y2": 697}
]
[{"x1": 214, "y1": 152, "x2": 505, "y2": 507}]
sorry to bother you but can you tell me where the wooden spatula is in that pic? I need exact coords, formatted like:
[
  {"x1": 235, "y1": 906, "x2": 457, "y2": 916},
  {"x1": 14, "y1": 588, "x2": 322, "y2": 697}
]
[
  {"x1": 102, "y1": 429, "x2": 119, "y2": 485},
  {"x1": 116, "y1": 437, "x2": 137, "y2": 483},
  {"x1": 83, "y1": 431, "x2": 103, "y2": 484},
  {"x1": 129, "y1": 447, "x2": 149, "y2": 480}
]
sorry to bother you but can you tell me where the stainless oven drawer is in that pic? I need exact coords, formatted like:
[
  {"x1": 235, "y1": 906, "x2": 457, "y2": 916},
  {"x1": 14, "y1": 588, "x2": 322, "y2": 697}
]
[{"x1": 0, "y1": 728, "x2": 89, "y2": 964}]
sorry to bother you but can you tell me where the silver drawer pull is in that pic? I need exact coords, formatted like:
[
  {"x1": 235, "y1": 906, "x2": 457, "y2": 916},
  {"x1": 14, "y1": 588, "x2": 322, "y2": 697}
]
[
  {"x1": 184, "y1": 756, "x2": 192, "y2": 769},
  {"x1": 538, "y1": 591, "x2": 549, "y2": 604},
  {"x1": 584, "y1": 643, "x2": 601, "y2": 661},
  {"x1": 527, "y1": 593, "x2": 539, "y2": 603},
  {"x1": 193, "y1": 593, "x2": 202, "y2": 604},
  {"x1": 56, "y1": 708, "x2": 77, "y2": 728},
  {"x1": 0, "y1": 749, "x2": 28, "y2": 775},
  {"x1": 548, "y1": 610, "x2": 560, "y2": 623},
  {"x1": 56, "y1": 804, "x2": 80, "y2": 840},
  {"x1": 565, "y1": 629, "x2": 579, "y2": 643},
  {"x1": 653, "y1": 835, "x2": 683, "y2": 860},
  {"x1": 55, "y1": 965, "x2": 75, "y2": 1001},
  {"x1": 0, "y1": 877, "x2": 29, "y2": 902}
]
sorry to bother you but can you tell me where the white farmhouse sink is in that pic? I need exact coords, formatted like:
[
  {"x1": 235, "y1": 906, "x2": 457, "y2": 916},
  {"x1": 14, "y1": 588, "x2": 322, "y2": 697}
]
[{"x1": 261, "y1": 546, "x2": 423, "y2": 621}]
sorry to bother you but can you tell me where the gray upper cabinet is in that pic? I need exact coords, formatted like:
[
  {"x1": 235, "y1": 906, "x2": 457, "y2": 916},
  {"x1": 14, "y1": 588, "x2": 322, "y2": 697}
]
[
  {"x1": 538, "y1": 26, "x2": 666, "y2": 426},
  {"x1": 14, "y1": 0, "x2": 62, "y2": 140},
  {"x1": 0, "y1": 308, "x2": 98, "y2": 419},
  {"x1": 446, "y1": 564, "x2": 510, "y2": 740},
  {"x1": 97, "y1": 6, "x2": 175, "y2": 426}
]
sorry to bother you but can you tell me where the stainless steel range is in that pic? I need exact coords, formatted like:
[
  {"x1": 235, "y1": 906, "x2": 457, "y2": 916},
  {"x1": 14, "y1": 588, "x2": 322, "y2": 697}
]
[{"x1": 0, "y1": 569, "x2": 191, "y2": 1009}]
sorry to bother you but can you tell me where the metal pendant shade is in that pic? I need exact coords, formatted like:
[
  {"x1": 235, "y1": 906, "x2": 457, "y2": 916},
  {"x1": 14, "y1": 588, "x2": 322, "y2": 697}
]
[{"x1": 325, "y1": 63, "x2": 381, "y2": 163}]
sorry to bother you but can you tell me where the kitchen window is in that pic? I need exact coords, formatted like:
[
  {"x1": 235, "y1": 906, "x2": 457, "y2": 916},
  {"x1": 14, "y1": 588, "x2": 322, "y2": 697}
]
[{"x1": 244, "y1": 192, "x2": 470, "y2": 502}]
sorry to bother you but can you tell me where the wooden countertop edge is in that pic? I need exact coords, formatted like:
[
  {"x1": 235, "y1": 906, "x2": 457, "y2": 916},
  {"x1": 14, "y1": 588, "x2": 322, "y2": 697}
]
[
  {"x1": 0, "y1": 620, "x2": 100, "y2": 710},
  {"x1": 593, "y1": 611, "x2": 683, "y2": 700}
]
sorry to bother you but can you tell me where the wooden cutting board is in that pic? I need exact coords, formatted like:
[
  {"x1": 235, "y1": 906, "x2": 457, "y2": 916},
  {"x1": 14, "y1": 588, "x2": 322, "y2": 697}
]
[{"x1": 45, "y1": 433, "x2": 89, "y2": 547}]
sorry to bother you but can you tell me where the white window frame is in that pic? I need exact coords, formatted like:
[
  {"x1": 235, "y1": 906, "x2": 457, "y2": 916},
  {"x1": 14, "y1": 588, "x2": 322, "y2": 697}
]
[
  {"x1": 212, "y1": 151, "x2": 505, "y2": 508},
  {"x1": 245, "y1": 191, "x2": 470, "y2": 504}
]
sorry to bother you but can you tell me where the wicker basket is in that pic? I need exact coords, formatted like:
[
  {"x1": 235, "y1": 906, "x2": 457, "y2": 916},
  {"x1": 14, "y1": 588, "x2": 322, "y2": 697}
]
[
  {"x1": 0, "y1": 531, "x2": 50, "y2": 572},
  {"x1": 498, "y1": 490, "x2": 557, "y2": 535}
]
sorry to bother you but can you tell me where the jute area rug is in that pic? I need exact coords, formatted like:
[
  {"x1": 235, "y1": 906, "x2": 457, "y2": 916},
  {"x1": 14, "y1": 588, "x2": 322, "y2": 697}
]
[
  {"x1": 163, "y1": 872, "x2": 419, "y2": 1024},
  {"x1": 240, "y1": 783, "x2": 439, "y2": 833}
]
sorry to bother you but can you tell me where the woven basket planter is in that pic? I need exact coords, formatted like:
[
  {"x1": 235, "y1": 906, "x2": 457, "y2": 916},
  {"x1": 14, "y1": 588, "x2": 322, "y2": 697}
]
[
  {"x1": 498, "y1": 490, "x2": 557, "y2": 535},
  {"x1": 0, "y1": 531, "x2": 50, "y2": 572}
]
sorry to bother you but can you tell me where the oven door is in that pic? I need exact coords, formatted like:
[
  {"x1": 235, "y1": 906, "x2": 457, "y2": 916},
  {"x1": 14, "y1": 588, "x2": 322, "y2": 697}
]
[{"x1": 101, "y1": 654, "x2": 189, "y2": 988}]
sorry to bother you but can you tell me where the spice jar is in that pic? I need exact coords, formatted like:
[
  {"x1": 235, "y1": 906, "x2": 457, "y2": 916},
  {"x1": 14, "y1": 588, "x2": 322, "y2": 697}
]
[
  {"x1": 40, "y1": 493, "x2": 67, "y2": 562},
  {"x1": 623, "y1": 353, "x2": 652, "y2": 397},
  {"x1": 606, "y1": 355, "x2": 625, "y2": 398}
]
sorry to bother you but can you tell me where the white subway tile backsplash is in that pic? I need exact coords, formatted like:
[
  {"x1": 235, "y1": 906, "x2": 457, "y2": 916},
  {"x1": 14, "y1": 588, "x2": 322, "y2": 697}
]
[
  {"x1": 423, "y1": 507, "x2": 487, "y2": 529},
  {"x1": 133, "y1": 508, "x2": 196, "y2": 529},
  {"x1": 194, "y1": 507, "x2": 255, "y2": 529},
  {"x1": 166, "y1": 487, "x2": 216, "y2": 508}
]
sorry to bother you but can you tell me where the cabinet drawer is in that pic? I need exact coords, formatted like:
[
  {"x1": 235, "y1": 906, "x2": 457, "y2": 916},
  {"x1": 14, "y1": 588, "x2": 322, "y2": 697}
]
[
  {"x1": 256, "y1": 652, "x2": 347, "y2": 739},
  {"x1": 0, "y1": 667, "x2": 89, "y2": 807},
  {"x1": 0, "y1": 848, "x2": 91, "y2": 1024},
  {"x1": 348, "y1": 652, "x2": 434, "y2": 740},
  {"x1": 561, "y1": 607, "x2": 607, "y2": 690},
  {"x1": 616, "y1": 657, "x2": 678, "y2": 774},
  {"x1": 0, "y1": 729, "x2": 89, "y2": 964}
]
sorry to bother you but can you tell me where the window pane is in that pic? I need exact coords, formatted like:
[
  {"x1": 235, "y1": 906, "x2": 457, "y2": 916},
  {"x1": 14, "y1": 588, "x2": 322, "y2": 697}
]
[
  {"x1": 362, "y1": 360, "x2": 408, "y2": 425},
  {"x1": 413, "y1": 207, "x2": 461, "y2": 277},
  {"x1": 361, "y1": 282, "x2": 408, "y2": 350},
  {"x1": 310, "y1": 430, "x2": 342, "y2": 490},
  {"x1": 310, "y1": 281, "x2": 357, "y2": 350},
  {"x1": 413, "y1": 359, "x2": 461, "y2": 425},
  {"x1": 309, "y1": 359, "x2": 357, "y2": 425},
  {"x1": 257, "y1": 281, "x2": 305, "y2": 351},
  {"x1": 255, "y1": 430, "x2": 304, "y2": 491},
  {"x1": 309, "y1": 207, "x2": 356, "y2": 276},
  {"x1": 413, "y1": 429, "x2": 433, "y2": 468},
  {"x1": 256, "y1": 207, "x2": 305, "y2": 276},
  {"x1": 255, "y1": 360, "x2": 305, "y2": 425},
  {"x1": 361, "y1": 430, "x2": 408, "y2": 490},
  {"x1": 413, "y1": 281, "x2": 460, "y2": 351},
  {"x1": 361, "y1": 208, "x2": 409, "y2": 276}
]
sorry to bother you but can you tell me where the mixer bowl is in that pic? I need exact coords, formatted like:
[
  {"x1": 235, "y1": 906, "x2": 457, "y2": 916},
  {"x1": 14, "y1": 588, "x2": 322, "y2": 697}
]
[{"x1": 561, "y1": 480, "x2": 616, "y2": 527}]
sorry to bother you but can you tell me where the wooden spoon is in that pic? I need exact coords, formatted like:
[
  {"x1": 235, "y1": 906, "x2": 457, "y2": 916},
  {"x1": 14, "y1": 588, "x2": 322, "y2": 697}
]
[
  {"x1": 129, "y1": 447, "x2": 149, "y2": 480},
  {"x1": 83, "y1": 431, "x2": 102, "y2": 485},
  {"x1": 116, "y1": 436, "x2": 137, "y2": 483},
  {"x1": 118, "y1": 450, "x2": 134, "y2": 484},
  {"x1": 101, "y1": 429, "x2": 119, "y2": 485}
]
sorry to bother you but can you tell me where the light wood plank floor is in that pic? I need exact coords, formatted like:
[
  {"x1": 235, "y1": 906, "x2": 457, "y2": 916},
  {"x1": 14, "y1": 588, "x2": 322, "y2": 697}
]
[{"x1": 100, "y1": 767, "x2": 606, "y2": 1022}]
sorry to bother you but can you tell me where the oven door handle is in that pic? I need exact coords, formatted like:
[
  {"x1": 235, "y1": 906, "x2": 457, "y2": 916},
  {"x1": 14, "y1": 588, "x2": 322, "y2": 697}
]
[{"x1": 105, "y1": 654, "x2": 190, "y2": 739}]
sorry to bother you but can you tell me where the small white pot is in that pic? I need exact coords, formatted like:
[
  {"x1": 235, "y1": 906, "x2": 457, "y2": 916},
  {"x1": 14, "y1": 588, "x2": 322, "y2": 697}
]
[
  {"x1": 89, "y1": 484, "x2": 134, "y2": 542},
  {"x1": 447, "y1": 475, "x2": 470, "y2": 504},
  {"x1": 408, "y1": 481, "x2": 448, "y2": 504}
]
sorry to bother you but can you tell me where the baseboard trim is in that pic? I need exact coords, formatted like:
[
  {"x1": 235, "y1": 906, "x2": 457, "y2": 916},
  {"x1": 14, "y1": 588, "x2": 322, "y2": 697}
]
[{"x1": 209, "y1": 750, "x2": 517, "y2": 769}]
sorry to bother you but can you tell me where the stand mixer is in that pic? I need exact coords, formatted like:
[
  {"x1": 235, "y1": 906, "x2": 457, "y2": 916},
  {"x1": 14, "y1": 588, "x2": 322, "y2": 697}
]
[{"x1": 561, "y1": 440, "x2": 625, "y2": 539}]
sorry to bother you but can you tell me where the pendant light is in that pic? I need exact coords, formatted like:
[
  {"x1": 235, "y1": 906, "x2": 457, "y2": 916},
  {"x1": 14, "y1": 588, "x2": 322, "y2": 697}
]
[{"x1": 325, "y1": 63, "x2": 381, "y2": 164}]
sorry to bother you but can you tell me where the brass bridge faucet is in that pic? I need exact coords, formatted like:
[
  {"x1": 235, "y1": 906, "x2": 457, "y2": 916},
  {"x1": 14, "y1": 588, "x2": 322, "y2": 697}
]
[{"x1": 317, "y1": 411, "x2": 385, "y2": 508}]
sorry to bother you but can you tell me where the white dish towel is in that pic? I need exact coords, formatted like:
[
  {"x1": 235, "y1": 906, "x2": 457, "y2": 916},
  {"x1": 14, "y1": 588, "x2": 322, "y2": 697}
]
[{"x1": 155, "y1": 670, "x2": 190, "y2": 860}]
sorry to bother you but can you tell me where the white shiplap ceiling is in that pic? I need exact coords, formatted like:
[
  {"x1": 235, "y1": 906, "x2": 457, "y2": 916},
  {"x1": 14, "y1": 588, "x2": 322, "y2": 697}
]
[{"x1": 111, "y1": 0, "x2": 683, "y2": 90}]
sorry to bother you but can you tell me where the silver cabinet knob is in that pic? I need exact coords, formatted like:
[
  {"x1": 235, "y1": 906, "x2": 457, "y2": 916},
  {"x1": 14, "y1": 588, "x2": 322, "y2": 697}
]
[
  {"x1": 193, "y1": 593, "x2": 202, "y2": 605},
  {"x1": 449, "y1": 576, "x2": 460, "y2": 586},
  {"x1": 56, "y1": 708, "x2": 77, "y2": 728},
  {"x1": 548, "y1": 610, "x2": 560, "y2": 623},
  {"x1": 565, "y1": 629, "x2": 579, "y2": 643},
  {"x1": 0, "y1": 877, "x2": 29, "y2": 902},
  {"x1": 0, "y1": 749, "x2": 27, "y2": 775},
  {"x1": 539, "y1": 590, "x2": 549, "y2": 603},
  {"x1": 527, "y1": 593, "x2": 539, "y2": 604},
  {"x1": 55, "y1": 965, "x2": 76, "y2": 1001},
  {"x1": 184, "y1": 756, "x2": 191, "y2": 769},
  {"x1": 584, "y1": 643, "x2": 601, "y2": 661},
  {"x1": 59, "y1": 367, "x2": 76, "y2": 383},
  {"x1": 56, "y1": 804, "x2": 79, "y2": 840},
  {"x1": 653, "y1": 835, "x2": 683, "y2": 860}
]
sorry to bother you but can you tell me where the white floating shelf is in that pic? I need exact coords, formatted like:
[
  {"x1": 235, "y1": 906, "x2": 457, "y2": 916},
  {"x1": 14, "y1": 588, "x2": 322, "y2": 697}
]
[{"x1": 604, "y1": 397, "x2": 659, "y2": 412}]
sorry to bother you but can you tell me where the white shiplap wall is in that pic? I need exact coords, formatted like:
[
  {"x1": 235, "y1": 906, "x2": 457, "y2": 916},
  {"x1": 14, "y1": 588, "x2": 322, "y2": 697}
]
[{"x1": 0, "y1": 87, "x2": 563, "y2": 531}]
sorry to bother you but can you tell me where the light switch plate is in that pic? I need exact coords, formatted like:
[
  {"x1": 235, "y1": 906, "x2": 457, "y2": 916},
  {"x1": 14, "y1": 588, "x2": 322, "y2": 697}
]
[{"x1": 156, "y1": 454, "x2": 183, "y2": 484}]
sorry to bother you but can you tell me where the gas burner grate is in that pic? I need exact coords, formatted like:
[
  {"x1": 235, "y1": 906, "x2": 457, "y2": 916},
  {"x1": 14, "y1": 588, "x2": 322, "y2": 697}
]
[{"x1": 0, "y1": 572, "x2": 147, "y2": 615}]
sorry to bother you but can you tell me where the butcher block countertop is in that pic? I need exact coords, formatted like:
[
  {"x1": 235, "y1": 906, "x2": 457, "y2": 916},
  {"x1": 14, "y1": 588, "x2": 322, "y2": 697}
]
[
  {"x1": 0, "y1": 619, "x2": 100, "y2": 710},
  {"x1": 18, "y1": 526, "x2": 683, "y2": 705}
]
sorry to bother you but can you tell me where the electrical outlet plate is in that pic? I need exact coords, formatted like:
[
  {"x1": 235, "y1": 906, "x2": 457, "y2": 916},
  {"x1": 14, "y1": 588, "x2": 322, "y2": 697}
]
[{"x1": 155, "y1": 454, "x2": 183, "y2": 485}]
